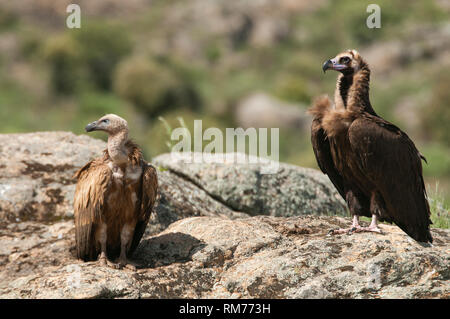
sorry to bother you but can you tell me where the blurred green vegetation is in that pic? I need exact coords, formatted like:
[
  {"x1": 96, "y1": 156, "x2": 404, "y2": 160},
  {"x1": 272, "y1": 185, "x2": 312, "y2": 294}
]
[
  {"x1": 43, "y1": 22, "x2": 132, "y2": 93},
  {"x1": 428, "y1": 183, "x2": 450, "y2": 229},
  {"x1": 0, "y1": 0, "x2": 448, "y2": 209},
  {"x1": 114, "y1": 55, "x2": 201, "y2": 116}
]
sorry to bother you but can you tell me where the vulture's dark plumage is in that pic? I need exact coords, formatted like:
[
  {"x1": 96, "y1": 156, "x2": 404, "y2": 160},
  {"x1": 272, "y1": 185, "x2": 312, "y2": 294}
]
[
  {"x1": 309, "y1": 49, "x2": 432, "y2": 243},
  {"x1": 73, "y1": 114, "x2": 158, "y2": 269}
]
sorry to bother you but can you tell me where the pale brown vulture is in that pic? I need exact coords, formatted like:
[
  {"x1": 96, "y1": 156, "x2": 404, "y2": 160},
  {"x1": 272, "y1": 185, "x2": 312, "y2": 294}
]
[
  {"x1": 73, "y1": 114, "x2": 158, "y2": 269},
  {"x1": 309, "y1": 49, "x2": 432, "y2": 243}
]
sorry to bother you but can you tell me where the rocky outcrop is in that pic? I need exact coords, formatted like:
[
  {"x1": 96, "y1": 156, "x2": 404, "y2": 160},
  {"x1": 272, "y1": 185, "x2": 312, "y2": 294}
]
[
  {"x1": 0, "y1": 216, "x2": 448, "y2": 298},
  {"x1": 0, "y1": 132, "x2": 448, "y2": 299},
  {"x1": 153, "y1": 152, "x2": 346, "y2": 218},
  {"x1": 0, "y1": 132, "x2": 105, "y2": 226}
]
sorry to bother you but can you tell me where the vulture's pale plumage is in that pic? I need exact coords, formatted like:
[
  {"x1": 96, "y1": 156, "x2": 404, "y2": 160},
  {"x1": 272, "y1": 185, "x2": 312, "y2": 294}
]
[
  {"x1": 309, "y1": 50, "x2": 432, "y2": 243},
  {"x1": 73, "y1": 114, "x2": 158, "y2": 269}
]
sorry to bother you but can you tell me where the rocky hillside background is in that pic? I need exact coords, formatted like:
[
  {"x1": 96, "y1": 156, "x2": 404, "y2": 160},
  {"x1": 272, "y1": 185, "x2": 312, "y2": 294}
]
[
  {"x1": 0, "y1": 132, "x2": 448, "y2": 298},
  {"x1": 0, "y1": 0, "x2": 449, "y2": 205}
]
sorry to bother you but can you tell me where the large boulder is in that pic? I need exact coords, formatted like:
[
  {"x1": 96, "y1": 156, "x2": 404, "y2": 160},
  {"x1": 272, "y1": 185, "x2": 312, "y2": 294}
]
[
  {"x1": 148, "y1": 170, "x2": 247, "y2": 235},
  {"x1": 0, "y1": 216, "x2": 448, "y2": 298},
  {"x1": 0, "y1": 132, "x2": 105, "y2": 226},
  {"x1": 153, "y1": 152, "x2": 347, "y2": 217}
]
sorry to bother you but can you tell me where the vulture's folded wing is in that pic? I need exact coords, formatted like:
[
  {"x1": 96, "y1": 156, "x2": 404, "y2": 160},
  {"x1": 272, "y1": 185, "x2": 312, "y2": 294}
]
[
  {"x1": 129, "y1": 162, "x2": 158, "y2": 255},
  {"x1": 311, "y1": 118, "x2": 346, "y2": 200},
  {"x1": 73, "y1": 160, "x2": 112, "y2": 261},
  {"x1": 348, "y1": 116, "x2": 432, "y2": 242}
]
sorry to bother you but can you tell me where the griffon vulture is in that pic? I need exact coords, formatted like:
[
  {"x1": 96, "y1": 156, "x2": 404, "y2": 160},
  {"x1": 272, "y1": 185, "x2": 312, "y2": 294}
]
[
  {"x1": 73, "y1": 114, "x2": 158, "y2": 269},
  {"x1": 309, "y1": 49, "x2": 432, "y2": 243}
]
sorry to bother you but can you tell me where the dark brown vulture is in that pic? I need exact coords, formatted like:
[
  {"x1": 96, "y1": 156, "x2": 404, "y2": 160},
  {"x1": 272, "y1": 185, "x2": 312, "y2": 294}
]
[
  {"x1": 73, "y1": 114, "x2": 158, "y2": 269},
  {"x1": 309, "y1": 49, "x2": 432, "y2": 243}
]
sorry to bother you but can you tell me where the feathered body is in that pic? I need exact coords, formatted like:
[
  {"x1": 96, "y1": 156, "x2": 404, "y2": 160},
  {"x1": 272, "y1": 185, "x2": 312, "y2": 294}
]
[
  {"x1": 310, "y1": 50, "x2": 432, "y2": 243},
  {"x1": 73, "y1": 114, "x2": 158, "y2": 268}
]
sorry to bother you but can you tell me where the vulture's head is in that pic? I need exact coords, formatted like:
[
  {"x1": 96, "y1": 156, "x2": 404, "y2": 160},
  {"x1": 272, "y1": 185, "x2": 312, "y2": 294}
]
[
  {"x1": 322, "y1": 49, "x2": 366, "y2": 76},
  {"x1": 85, "y1": 114, "x2": 128, "y2": 135}
]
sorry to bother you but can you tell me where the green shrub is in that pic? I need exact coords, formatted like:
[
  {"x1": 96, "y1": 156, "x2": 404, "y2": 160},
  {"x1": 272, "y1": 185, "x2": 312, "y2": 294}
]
[
  {"x1": 42, "y1": 22, "x2": 132, "y2": 94},
  {"x1": 72, "y1": 22, "x2": 132, "y2": 90},
  {"x1": 42, "y1": 34, "x2": 81, "y2": 94},
  {"x1": 0, "y1": 7, "x2": 18, "y2": 31},
  {"x1": 19, "y1": 27, "x2": 43, "y2": 59},
  {"x1": 114, "y1": 56, "x2": 200, "y2": 117}
]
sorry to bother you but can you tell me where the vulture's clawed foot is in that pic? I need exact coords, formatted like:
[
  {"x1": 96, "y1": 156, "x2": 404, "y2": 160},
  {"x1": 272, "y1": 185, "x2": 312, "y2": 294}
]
[
  {"x1": 98, "y1": 254, "x2": 121, "y2": 269},
  {"x1": 348, "y1": 225, "x2": 383, "y2": 234},
  {"x1": 327, "y1": 227, "x2": 354, "y2": 235},
  {"x1": 358, "y1": 226, "x2": 383, "y2": 234},
  {"x1": 117, "y1": 258, "x2": 138, "y2": 271},
  {"x1": 328, "y1": 225, "x2": 383, "y2": 236}
]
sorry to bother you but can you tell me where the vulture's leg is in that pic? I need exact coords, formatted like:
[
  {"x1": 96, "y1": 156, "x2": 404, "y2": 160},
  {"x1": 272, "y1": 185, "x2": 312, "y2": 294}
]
[
  {"x1": 117, "y1": 223, "x2": 137, "y2": 271},
  {"x1": 96, "y1": 222, "x2": 120, "y2": 269},
  {"x1": 329, "y1": 190, "x2": 380, "y2": 235},
  {"x1": 349, "y1": 192, "x2": 383, "y2": 233},
  {"x1": 353, "y1": 214, "x2": 383, "y2": 233}
]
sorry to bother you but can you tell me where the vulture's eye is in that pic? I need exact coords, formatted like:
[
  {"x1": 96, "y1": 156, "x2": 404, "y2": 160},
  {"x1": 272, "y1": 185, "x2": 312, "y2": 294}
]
[
  {"x1": 340, "y1": 56, "x2": 351, "y2": 64},
  {"x1": 102, "y1": 119, "x2": 109, "y2": 124}
]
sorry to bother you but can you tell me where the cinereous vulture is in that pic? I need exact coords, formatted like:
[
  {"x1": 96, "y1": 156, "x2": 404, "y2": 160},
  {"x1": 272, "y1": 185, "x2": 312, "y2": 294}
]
[
  {"x1": 73, "y1": 114, "x2": 158, "y2": 269},
  {"x1": 309, "y1": 49, "x2": 432, "y2": 243}
]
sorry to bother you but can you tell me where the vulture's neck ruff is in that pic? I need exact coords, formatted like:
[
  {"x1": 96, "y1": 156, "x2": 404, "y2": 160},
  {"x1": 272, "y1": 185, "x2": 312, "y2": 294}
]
[
  {"x1": 337, "y1": 63, "x2": 377, "y2": 116},
  {"x1": 107, "y1": 130, "x2": 129, "y2": 165}
]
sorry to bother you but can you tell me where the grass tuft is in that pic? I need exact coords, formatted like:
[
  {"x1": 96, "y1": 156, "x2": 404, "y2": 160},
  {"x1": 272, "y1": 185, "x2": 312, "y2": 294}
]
[{"x1": 428, "y1": 183, "x2": 449, "y2": 229}]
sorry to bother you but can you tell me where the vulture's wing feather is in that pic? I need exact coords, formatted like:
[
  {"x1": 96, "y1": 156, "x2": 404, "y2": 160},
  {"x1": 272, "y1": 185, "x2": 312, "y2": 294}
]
[
  {"x1": 348, "y1": 116, "x2": 432, "y2": 242},
  {"x1": 73, "y1": 160, "x2": 112, "y2": 260},
  {"x1": 311, "y1": 118, "x2": 346, "y2": 199},
  {"x1": 129, "y1": 162, "x2": 158, "y2": 255}
]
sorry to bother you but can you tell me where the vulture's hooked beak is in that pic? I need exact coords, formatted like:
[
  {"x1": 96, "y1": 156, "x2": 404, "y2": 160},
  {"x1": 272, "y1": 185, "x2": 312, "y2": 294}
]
[
  {"x1": 85, "y1": 121, "x2": 98, "y2": 132},
  {"x1": 322, "y1": 59, "x2": 347, "y2": 73},
  {"x1": 322, "y1": 59, "x2": 333, "y2": 73}
]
